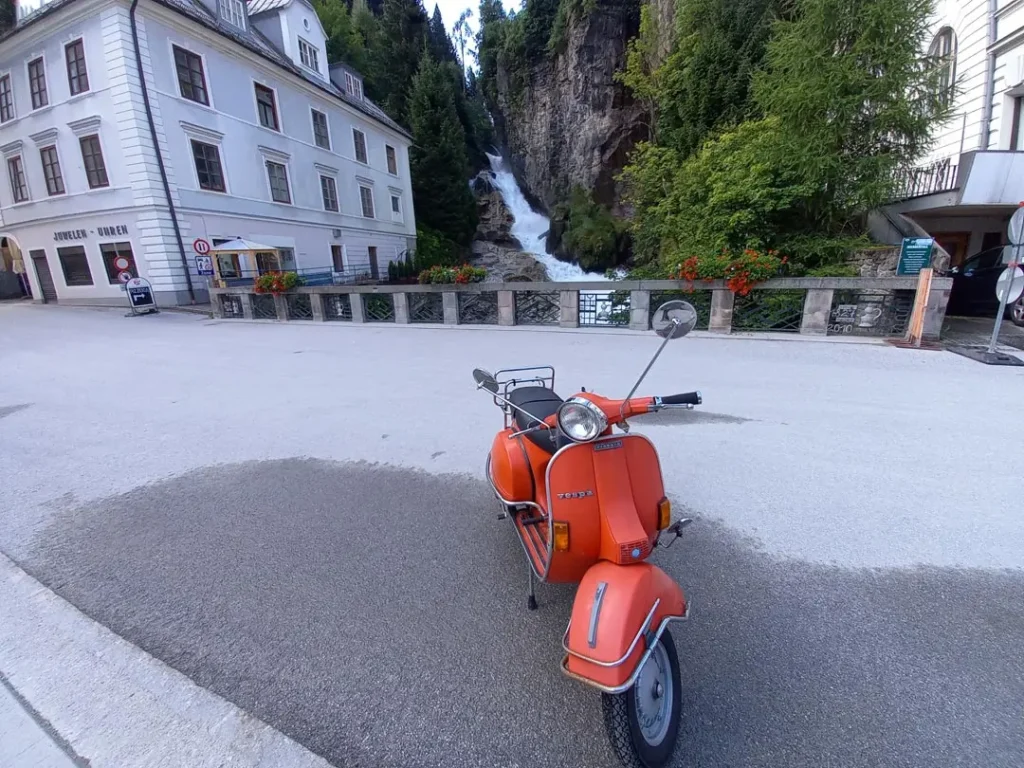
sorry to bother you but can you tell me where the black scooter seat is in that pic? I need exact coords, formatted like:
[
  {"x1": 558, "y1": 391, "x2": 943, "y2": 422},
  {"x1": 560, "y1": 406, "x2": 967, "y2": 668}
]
[{"x1": 507, "y1": 386, "x2": 563, "y2": 453}]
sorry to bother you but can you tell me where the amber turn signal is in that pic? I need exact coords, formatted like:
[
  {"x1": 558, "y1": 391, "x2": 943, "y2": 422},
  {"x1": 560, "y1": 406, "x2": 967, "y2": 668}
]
[
  {"x1": 658, "y1": 497, "x2": 671, "y2": 530},
  {"x1": 553, "y1": 521, "x2": 570, "y2": 551}
]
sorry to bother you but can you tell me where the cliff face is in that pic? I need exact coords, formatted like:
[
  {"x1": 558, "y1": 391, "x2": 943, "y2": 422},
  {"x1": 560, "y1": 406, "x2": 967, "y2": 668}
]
[{"x1": 493, "y1": 0, "x2": 671, "y2": 215}]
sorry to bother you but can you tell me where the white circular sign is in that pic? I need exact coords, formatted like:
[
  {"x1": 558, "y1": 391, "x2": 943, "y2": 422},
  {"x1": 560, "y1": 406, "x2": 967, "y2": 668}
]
[
  {"x1": 193, "y1": 238, "x2": 211, "y2": 255},
  {"x1": 117, "y1": 270, "x2": 132, "y2": 284},
  {"x1": 113, "y1": 255, "x2": 131, "y2": 271},
  {"x1": 126, "y1": 277, "x2": 150, "y2": 290},
  {"x1": 995, "y1": 265, "x2": 1024, "y2": 304},
  {"x1": 1009, "y1": 207, "x2": 1024, "y2": 246}
]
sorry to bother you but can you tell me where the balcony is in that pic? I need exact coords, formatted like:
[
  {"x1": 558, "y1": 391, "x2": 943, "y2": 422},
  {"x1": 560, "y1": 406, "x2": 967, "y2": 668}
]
[
  {"x1": 892, "y1": 157, "x2": 960, "y2": 200},
  {"x1": 889, "y1": 151, "x2": 1024, "y2": 212}
]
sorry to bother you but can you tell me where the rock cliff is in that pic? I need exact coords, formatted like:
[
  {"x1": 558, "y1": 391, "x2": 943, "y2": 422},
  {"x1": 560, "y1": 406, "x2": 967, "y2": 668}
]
[
  {"x1": 469, "y1": 172, "x2": 549, "y2": 282},
  {"x1": 492, "y1": 0, "x2": 672, "y2": 215}
]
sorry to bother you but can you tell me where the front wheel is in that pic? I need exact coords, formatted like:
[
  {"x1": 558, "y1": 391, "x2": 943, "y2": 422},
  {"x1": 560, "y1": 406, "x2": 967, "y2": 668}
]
[
  {"x1": 1009, "y1": 296, "x2": 1024, "y2": 327},
  {"x1": 601, "y1": 630, "x2": 682, "y2": 768}
]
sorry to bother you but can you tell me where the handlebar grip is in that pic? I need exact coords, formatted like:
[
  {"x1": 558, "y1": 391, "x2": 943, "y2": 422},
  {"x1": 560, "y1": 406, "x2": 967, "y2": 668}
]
[{"x1": 661, "y1": 391, "x2": 702, "y2": 406}]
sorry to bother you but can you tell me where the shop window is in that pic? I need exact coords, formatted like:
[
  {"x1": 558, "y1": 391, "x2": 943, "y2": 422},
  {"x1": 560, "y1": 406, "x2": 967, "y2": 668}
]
[
  {"x1": 217, "y1": 254, "x2": 241, "y2": 278},
  {"x1": 57, "y1": 245, "x2": 93, "y2": 286},
  {"x1": 174, "y1": 46, "x2": 208, "y2": 105},
  {"x1": 28, "y1": 57, "x2": 47, "y2": 110},
  {"x1": 80, "y1": 135, "x2": 109, "y2": 189},
  {"x1": 279, "y1": 247, "x2": 296, "y2": 271},
  {"x1": 100, "y1": 242, "x2": 137, "y2": 284},
  {"x1": 256, "y1": 251, "x2": 281, "y2": 274},
  {"x1": 65, "y1": 38, "x2": 89, "y2": 96}
]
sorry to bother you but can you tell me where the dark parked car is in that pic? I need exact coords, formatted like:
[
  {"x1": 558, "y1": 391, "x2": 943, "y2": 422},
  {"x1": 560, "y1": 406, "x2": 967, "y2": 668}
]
[{"x1": 946, "y1": 246, "x2": 1024, "y2": 326}]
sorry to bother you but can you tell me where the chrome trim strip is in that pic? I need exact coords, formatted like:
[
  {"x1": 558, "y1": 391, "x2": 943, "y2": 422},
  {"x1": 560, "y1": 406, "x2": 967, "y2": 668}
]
[
  {"x1": 587, "y1": 582, "x2": 608, "y2": 649},
  {"x1": 485, "y1": 455, "x2": 546, "y2": 580},
  {"x1": 559, "y1": 608, "x2": 691, "y2": 695},
  {"x1": 562, "y1": 599, "x2": 661, "y2": 668}
]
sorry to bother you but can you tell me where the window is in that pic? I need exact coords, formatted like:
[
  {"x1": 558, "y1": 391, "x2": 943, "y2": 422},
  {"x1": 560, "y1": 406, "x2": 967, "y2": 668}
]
[
  {"x1": 331, "y1": 244, "x2": 344, "y2": 271},
  {"x1": 57, "y1": 246, "x2": 93, "y2": 286},
  {"x1": 100, "y1": 242, "x2": 137, "y2": 283},
  {"x1": 0, "y1": 75, "x2": 14, "y2": 122},
  {"x1": 386, "y1": 145, "x2": 398, "y2": 175},
  {"x1": 390, "y1": 194, "x2": 401, "y2": 219},
  {"x1": 79, "y1": 135, "x2": 108, "y2": 189},
  {"x1": 7, "y1": 156, "x2": 28, "y2": 203},
  {"x1": 174, "y1": 46, "x2": 208, "y2": 105},
  {"x1": 320, "y1": 174, "x2": 338, "y2": 211},
  {"x1": 311, "y1": 109, "x2": 330, "y2": 149},
  {"x1": 255, "y1": 251, "x2": 281, "y2": 274},
  {"x1": 39, "y1": 145, "x2": 64, "y2": 196},
  {"x1": 217, "y1": 254, "x2": 240, "y2": 278},
  {"x1": 353, "y1": 129, "x2": 367, "y2": 164},
  {"x1": 298, "y1": 38, "x2": 320, "y2": 73},
  {"x1": 65, "y1": 39, "x2": 89, "y2": 96},
  {"x1": 1012, "y1": 97, "x2": 1024, "y2": 151},
  {"x1": 929, "y1": 28, "x2": 956, "y2": 108},
  {"x1": 219, "y1": 0, "x2": 246, "y2": 29},
  {"x1": 255, "y1": 84, "x2": 279, "y2": 130},
  {"x1": 359, "y1": 184, "x2": 375, "y2": 218},
  {"x1": 191, "y1": 140, "x2": 225, "y2": 191},
  {"x1": 344, "y1": 72, "x2": 362, "y2": 100},
  {"x1": 266, "y1": 160, "x2": 290, "y2": 203},
  {"x1": 28, "y1": 57, "x2": 47, "y2": 110}
]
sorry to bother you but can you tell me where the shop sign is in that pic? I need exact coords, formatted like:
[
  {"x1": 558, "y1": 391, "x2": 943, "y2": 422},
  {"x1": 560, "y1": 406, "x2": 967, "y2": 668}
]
[
  {"x1": 125, "y1": 277, "x2": 158, "y2": 315},
  {"x1": 53, "y1": 229, "x2": 87, "y2": 242},
  {"x1": 52, "y1": 224, "x2": 129, "y2": 242}
]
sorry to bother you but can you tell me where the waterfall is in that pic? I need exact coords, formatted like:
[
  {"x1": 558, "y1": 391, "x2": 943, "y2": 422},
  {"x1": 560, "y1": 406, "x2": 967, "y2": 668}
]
[{"x1": 485, "y1": 153, "x2": 607, "y2": 282}]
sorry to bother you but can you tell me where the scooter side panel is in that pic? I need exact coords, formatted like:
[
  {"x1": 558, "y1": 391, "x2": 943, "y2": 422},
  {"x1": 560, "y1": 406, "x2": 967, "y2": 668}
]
[
  {"x1": 544, "y1": 443, "x2": 603, "y2": 582},
  {"x1": 564, "y1": 561, "x2": 686, "y2": 690}
]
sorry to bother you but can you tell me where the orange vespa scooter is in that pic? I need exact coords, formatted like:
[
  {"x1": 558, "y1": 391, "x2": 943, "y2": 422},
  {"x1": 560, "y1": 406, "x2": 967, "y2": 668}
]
[{"x1": 473, "y1": 300, "x2": 701, "y2": 768}]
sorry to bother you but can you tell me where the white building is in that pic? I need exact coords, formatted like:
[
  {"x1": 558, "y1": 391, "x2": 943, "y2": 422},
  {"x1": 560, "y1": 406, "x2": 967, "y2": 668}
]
[
  {"x1": 888, "y1": 0, "x2": 1024, "y2": 265},
  {"x1": 0, "y1": 0, "x2": 416, "y2": 306}
]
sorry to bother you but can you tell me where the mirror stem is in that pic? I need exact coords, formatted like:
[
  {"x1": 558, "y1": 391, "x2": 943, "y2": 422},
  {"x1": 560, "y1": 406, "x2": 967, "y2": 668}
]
[{"x1": 619, "y1": 319, "x2": 679, "y2": 423}]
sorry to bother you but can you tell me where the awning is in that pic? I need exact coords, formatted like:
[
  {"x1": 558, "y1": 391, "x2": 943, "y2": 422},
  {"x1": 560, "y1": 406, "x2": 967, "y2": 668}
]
[{"x1": 207, "y1": 238, "x2": 279, "y2": 253}]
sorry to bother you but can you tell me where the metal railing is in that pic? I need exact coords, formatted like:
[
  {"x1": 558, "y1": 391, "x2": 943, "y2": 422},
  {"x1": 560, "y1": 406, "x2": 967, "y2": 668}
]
[
  {"x1": 208, "y1": 276, "x2": 954, "y2": 340},
  {"x1": 892, "y1": 157, "x2": 959, "y2": 200}
]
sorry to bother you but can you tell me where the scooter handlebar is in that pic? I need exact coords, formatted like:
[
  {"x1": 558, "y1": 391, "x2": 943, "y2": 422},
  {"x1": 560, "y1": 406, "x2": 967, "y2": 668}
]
[{"x1": 658, "y1": 391, "x2": 702, "y2": 407}]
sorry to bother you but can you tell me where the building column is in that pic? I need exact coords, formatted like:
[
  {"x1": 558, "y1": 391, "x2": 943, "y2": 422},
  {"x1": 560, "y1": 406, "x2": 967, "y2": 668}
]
[
  {"x1": 309, "y1": 293, "x2": 324, "y2": 321},
  {"x1": 497, "y1": 290, "x2": 514, "y2": 326},
  {"x1": 709, "y1": 289, "x2": 734, "y2": 333},
  {"x1": 800, "y1": 289, "x2": 833, "y2": 335},
  {"x1": 559, "y1": 290, "x2": 578, "y2": 328},
  {"x1": 240, "y1": 293, "x2": 254, "y2": 320},
  {"x1": 393, "y1": 292, "x2": 410, "y2": 324},
  {"x1": 273, "y1": 294, "x2": 288, "y2": 321},
  {"x1": 443, "y1": 292, "x2": 459, "y2": 325},
  {"x1": 629, "y1": 290, "x2": 650, "y2": 330},
  {"x1": 350, "y1": 293, "x2": 365, "y2": 323}
]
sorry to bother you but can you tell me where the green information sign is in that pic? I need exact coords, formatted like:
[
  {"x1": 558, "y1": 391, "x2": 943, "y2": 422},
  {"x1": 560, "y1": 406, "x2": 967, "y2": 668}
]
[{"x1": 896, "y1": 237, "x2": 934, "y2": 276}]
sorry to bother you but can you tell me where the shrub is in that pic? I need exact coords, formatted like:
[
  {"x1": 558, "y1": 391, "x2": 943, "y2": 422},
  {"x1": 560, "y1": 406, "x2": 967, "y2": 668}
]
[
  {"x1": 418, "y1": 264, "x2": 486, "y2": 284},
  {"x1": 560, "y1": 186, "x2": 626, "y2": 272},
  {"x1": 253, "y1": 271, "x2": 302, "y2": 294},
  {"x1": 671, "y1": 249, "x2": 786, "y2": 295}
]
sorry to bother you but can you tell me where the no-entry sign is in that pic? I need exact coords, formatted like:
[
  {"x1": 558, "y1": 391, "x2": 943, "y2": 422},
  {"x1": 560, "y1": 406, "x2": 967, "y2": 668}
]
[{"x1": 193, "y1": 238, "x2": 211, "y2": 255}]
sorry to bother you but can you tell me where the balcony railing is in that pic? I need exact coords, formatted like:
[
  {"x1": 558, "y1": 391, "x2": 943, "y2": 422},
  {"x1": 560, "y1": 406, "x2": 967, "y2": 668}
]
[{"x1": 892, "y1": 157, "x2": 959, "y2": 201}]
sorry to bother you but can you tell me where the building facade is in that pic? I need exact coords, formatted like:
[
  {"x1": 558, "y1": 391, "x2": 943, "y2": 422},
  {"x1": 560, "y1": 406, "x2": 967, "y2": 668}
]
[
  {"x1": 0, "y1": 0, "x2": 416, "y2": 306},
  {"x1": 888, "y1": 0, "x2": 1024, "y2": 265}
]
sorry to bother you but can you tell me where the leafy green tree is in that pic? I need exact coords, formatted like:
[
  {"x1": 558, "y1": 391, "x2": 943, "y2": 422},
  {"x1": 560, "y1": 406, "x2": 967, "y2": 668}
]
[
  {"x1": 522, "y1": 0, "x2": 559, "y2": 60},
  {"x1": 560, "y1": 186, "x2": 626, "y2": 271},
  {"x1": 0, "y1": 0, "x2": 14, "y2": 33},
  {"x1": 428, "y1": 5, "x2": 459, "y2": 63},
  {"x1": 312, "y1": 0, "x2": 367, "y2": 72},
  {"x1": 408, "y1": 54, "x2": 478, "y2": 244},
  {"x1": 477, "y1": 0, "x2": 507, "y2": 106},
  {"x1": 373, "y1": 0, "x2": 430, "y2": 123},
  {"x1": 452, "y1": 9, "x2": 475, "y2": 82}
]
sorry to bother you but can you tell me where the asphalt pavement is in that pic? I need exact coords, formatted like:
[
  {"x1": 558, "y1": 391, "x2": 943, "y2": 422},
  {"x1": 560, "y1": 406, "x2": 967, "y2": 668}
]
[{"x1": 1, "y1": 303, "x2": 1023, "y2": 768}]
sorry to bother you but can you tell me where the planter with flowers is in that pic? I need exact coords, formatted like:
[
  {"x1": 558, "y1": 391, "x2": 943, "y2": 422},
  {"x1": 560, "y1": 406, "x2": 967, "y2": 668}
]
[
  {"x1": 253, "y1": 271, "x2": 303, "y2": 294},
  {"x1": 418, "y1": 264, "x2": 487, "y2": 285},
  {"x1": 672, "y1": 249, "x2": 787, "y2": 295}
]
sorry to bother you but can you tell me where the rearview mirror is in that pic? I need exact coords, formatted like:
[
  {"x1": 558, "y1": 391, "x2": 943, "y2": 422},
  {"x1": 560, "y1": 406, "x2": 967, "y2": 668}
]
[
  {"x1": 652, "y1": 300, "x2": 697, "y2": 339},
  {"x1": 473, "y1": 368, "x2": 499, "y2": 393}
]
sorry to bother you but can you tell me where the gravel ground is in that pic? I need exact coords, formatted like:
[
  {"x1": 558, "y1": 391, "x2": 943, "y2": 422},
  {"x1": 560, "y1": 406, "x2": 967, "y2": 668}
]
[{"x1": 1, "y1": 303, "x2": 1023, "y2": 768}]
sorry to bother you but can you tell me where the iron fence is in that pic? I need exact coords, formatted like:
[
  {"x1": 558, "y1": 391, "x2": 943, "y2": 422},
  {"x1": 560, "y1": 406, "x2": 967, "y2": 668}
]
[
  {"x1": 515, "y1": 291, "x2": 559, "y2": 325},
  {"x1": 219, "y1": 294, "x2": 244, "y2": 319},
  {"x1": 892, "y1": 157, "x2": 959, "y2": 200},
  {"x1": 649, "y1": 290, "x2": 712, "y2": 331},
  {"x1": 827, "y1": 290, "x2": 914, "y2": 337},
  {"x1": 252, "y1": 293, "x2": 278, "y2": 320},
  {"x1": 286, "y1": 293, "x2": 313, "y2": 320},
  {"x1": 409, "y1": 292, "x2": 444, "y2": 323},
  {"x1": 579, "y1": 290, "x2": 631, "y2": 327},
  {"x1": 731, "y1": 290, "x2": 806, "y2": 332},
  {"x1": 458, "y1": 292, "x2": 498, "y2": 324},
  {"x1": 323, "y1": 294, "x2": 352, "y2": 321},
  {"x1": 363, "y1": 294, "x2": 395, "y2": 322}
]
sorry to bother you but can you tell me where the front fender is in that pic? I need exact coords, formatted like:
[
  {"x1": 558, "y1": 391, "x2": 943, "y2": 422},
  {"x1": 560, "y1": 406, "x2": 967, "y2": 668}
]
[{"x1": 561, "y1": 561, "x2": 688, "y2": 693}]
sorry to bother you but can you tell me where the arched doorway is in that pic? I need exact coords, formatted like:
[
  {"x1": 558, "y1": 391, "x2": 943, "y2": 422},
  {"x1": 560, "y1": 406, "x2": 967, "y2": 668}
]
[{"x1": 0, "y1": 233, "x2": 50, "y2": 302}]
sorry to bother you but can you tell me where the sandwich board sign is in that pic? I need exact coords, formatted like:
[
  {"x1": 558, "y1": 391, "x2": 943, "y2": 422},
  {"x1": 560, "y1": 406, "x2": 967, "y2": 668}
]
[{"x1": 125, "y1": 277, "x2": 158, "y2": 315}]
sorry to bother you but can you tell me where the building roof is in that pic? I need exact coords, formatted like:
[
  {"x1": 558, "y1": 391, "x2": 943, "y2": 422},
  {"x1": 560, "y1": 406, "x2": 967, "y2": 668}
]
[
  {"x1": 0, "y1": 0, "x2": 410, "y2": 139},
  {"x1": 245, "y1": 0, "x2": 290, "y2": 16}
]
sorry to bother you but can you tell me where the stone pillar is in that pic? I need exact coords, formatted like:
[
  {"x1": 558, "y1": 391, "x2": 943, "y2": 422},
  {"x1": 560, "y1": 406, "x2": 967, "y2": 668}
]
[
  {"x1": 629, "y1": 290, "x2": 650, "y2": 330},
  {"x1": 497, "y1": 290, "x2": 514, "y2": 326},
  {"x1": 709, "y1": 289, "x2": 734, "y2": 333},
  {"x1": 309, "y1": 293, "x2": 324, "y2": 321},
  {"x1": 393, "y1": 292, "x2": 410, "y2": 324},
  {"x1": 799, "y1": 289, "x2": 833, "y2": 336},
  {"x1": 350, "y1": 293, "x2": 365, "y2": 323},
  {"x1": 922, "y1": 284, "x2": 951, "y2": 341},
  {"x1": 240, "y1": 293, "x2": 254, "y2": 320},
  {"x1": 273, "y1": 293, "x2": 288, "y2": 321},
  {"x1": 559, "y1": 290, "x2": 579, "y2": 328},
  {"x1": 442, "y1": 292, "x2": 459, "y2": 325}
]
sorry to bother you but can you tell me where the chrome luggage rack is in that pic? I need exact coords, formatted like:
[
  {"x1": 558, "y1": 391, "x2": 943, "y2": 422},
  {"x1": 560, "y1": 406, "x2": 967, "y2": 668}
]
[{"x1": 491, "y1": 366, "x2": 556, "y2": 430}]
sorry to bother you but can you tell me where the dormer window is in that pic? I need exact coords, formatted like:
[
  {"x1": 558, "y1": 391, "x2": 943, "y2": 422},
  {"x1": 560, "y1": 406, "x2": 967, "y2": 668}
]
[
  {"x1": 220, "y1": 0, "x2": 246, "y2": 29},
  {"x1": 345, "y1": 72, "x2": 362, "y2": 101},
  {"x1": 299, "y1": 38, "x2": 320, "y2": 73}
]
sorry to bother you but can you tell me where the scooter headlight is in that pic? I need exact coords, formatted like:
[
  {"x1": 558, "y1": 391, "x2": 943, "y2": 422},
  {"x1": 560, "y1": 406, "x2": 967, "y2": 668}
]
[{"x1": 557, "y1": 397, "x2": 608, "y2": 443}]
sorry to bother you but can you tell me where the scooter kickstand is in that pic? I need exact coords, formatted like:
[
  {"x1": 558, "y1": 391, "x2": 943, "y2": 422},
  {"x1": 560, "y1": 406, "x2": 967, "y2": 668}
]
[{"x1": 527, "y1": 568, "x2": 538, "y2": 611}]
